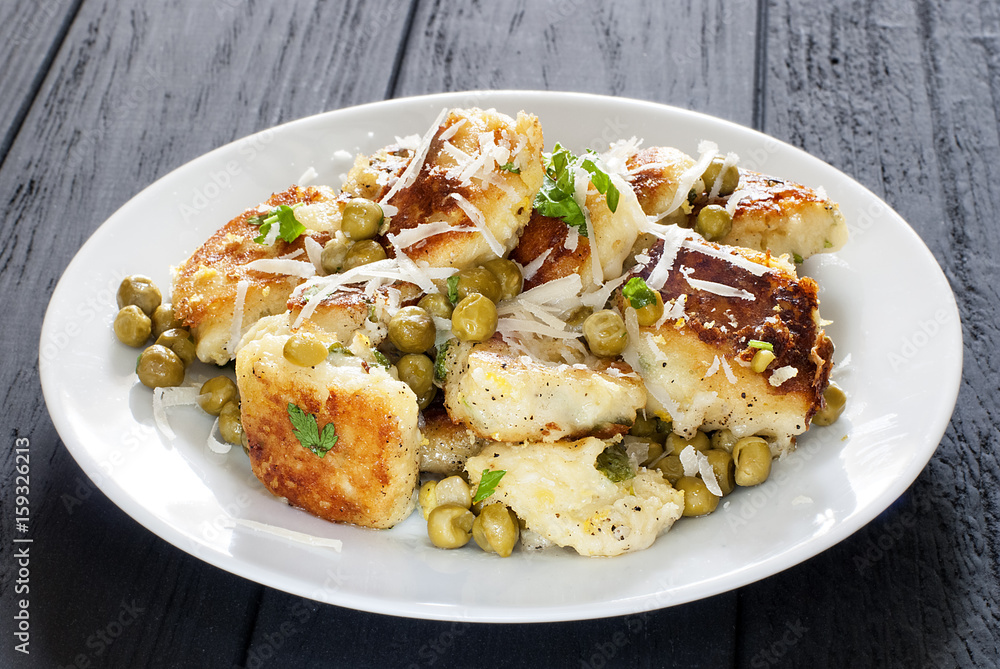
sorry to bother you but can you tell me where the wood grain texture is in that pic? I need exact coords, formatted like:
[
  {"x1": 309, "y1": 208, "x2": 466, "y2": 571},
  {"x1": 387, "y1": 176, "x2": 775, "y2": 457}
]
[
  {"x1": 738, "y1": 1, "x2": 1000, "y2": 667},
  {"x1": 0, "y1": 0, "x2": 82, "y2": 162},
  {"x1": 394, "y1": 0, "x2": 759, "y2": 126}
]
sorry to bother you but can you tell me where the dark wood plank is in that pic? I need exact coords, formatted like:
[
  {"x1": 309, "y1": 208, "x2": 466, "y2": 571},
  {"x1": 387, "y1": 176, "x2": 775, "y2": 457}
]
[
  {"x1": 739, "y1": 1, "x2": 1000, "y2": 667},
  {"x1": 243, "y1": 588, "x2": 737, "y2": 669},
  {"x1": 0, "y1": 0, "x2": 414, "y2": 667},
  {"x1": 393, "y1": 0, "x2": 760, "y2": 126},
  {"x1": 0, "y1": 0, "x2": 81, "y2": 162}
]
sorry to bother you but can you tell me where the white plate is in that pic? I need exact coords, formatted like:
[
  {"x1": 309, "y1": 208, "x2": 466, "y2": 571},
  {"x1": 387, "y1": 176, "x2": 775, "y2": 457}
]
[{"x1": 40, "y1": 91, "x2": 962, "y2": 622}]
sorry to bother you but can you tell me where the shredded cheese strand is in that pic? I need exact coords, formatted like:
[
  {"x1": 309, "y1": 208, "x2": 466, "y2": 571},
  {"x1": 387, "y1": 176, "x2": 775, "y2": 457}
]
[
  {"x1": 228, "y1": 279, "x2": 250, "y2": 356},
  {"x1": 449, "y1": 193, "x2": 505, "y2": 257}
]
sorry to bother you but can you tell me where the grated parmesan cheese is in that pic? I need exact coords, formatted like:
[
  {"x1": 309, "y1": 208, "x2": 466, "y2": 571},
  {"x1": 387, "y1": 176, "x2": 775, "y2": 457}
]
[
  {"x1": 243, "y1": 259, "x2": 317, "y2": 278},
  {"x1": 228, "y1": 279, "x2": 250, "y2": 356},
  {"x1": 226, "y1": 519, "x2": 343, "y2": 551},
  {"x1": 768, "y1": 366, "x2": 799, "y2": 387},
  {"x1": 449, "y1": 193, "x2": 505, "y2": 257}
]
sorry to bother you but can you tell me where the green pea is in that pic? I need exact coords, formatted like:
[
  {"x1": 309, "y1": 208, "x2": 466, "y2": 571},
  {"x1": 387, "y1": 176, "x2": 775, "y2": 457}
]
[
  {"x1": 451, "y1": 294, "x2": 497, "y2": 343},
  {"x1": 343, "y1": 240, "x2": 387, "y2": 270},
  {"x1": 666, "y1": 430, "x2": 710, "y2": 455},
  {"x1": 710, "y1": 428, "x2": 739, "y2": 453},
  {"x1": 705, "y1": 449, "x2": 736, "y2": 496},
  {"x1": 321, "y1": 237, "x2": 349, "y2": 274},
  {"x1": 701, "y1": 157, "x2": 740, "y2": 197},
  {"x1": 751, "y1": 349, "x2": 776, "y2": 373},
  {"x1": 136, "y1": 344, "x2": 185, "y2": 389},
  {"x1": 396, "y1": 353, "x2": 435, "y2": 397},
  {"x1": 388, "y1": 307, "x2": 436, "y2": 353},
  {"x1": 583, "y1": 310, "x2": 627, "y2": 357},
  {"x1": 654, "y1": 455, "x2": 684, "y2": 485},
  {"x1": 732, "y1": 436, "x2": 772, "y2": 487},
  {"x1": 695, "y1": 205, "x2": 733, "y2": 242},
  {"x1": 341, "y1": 198, "x2": 383, "y2": 240},
  {"x1": 812, "y1": 384, "x2": 847, "y2": 426},
  {"x1": 454, "y1": 267, "x2": 502, "y2": 303},
  {"x1": 155, "y1": 328, "x2": 196, "y2": 367},
  {"x1": 151, "y1": 303, "x2": 181, "y2": 340},
  {"x1": 198, "y1": 376, "x2": 238, "y2": 417},
  {"x1": 418, "y1": 293, "x2": 454, "y2": 320},
  {"x1": 426, "y1": 504, "x2": 474, "y2": 549},
  {"x1": 472, "y1": 503, "x2": 520, "y2": 557},
  {"x1": 676, "y1": 476, "x2": 720, "y2": 516},
  {"x1": 219, "y1": 401, "x2": 245, "y2": 445},
  {"x1": 283, "y1": 332, "x2": 328, "y2": 367},
  {"x1": 634, "y1": 290, "x2": 664, "y2": 327},
  {"x1": 117, "y1": 275, "x2": 161, "y2": 317},
  {"x1": 482, "y1": 258, "x2": 523, "y2": 301},
  {"x1": 114, "y1": 306, "x2": 151, "y2": 348}
]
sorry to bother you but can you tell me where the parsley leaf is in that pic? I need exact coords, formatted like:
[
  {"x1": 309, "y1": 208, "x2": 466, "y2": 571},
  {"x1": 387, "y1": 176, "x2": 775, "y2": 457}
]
[
  {"x1": 249, "y1": 204, "x2": 306, "y2": 244},
  {"x1": 792, "y1": 252, "x2": 804, "y2": 264},
  {"x1": 622, "y1": 277, "x2": 658, "y2": 309},
  {"x1": 595, "y1": 443, "x2": 634, "y2": 483},
  {"x1": 498, "y1": 162, "x2": 520, "y2": 174},
  {"x1": 371, "y1": 349, "x2": 391, "y2": 369},
  {"x1": 748, "y1": 339, "x2": 773, "y2": 351},
  {"x1": 446, "y1": 275, "x2": 460, "y2": 304},
  {"x1": 287, "y1": 403, "x2": 338, "y2": 458},
  {"x1": 327, "y1": 342, "x2": 353, "y2": 356},
  {"x1": 533, "y1": 143, "x2": 620, "y2": 236},
  {"x1": 434, "y1": 340, "x2": 453, "y2": 381},
  {"x1": 473, "y1": 469, "x2": 507, "y2": 504}
]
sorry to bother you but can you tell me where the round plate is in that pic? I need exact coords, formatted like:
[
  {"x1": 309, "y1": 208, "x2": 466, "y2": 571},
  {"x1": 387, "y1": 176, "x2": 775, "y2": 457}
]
[{"x1": 39, "y1": 91, "x2": 962, "y2": 622}]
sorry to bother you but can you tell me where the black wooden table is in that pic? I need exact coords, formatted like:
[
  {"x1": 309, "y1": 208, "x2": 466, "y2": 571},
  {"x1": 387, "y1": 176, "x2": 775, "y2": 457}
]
[{"x1": 2, "y1": 1, "x2": 998, "y2": 667}]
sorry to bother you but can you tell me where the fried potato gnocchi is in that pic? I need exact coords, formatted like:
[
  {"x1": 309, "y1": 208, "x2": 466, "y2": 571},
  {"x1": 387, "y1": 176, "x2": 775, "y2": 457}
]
[
  {"x1": 237, "y1": 321, "x2": 419, "y2": 529},
  {"x1": 172, "y1": 185, "x2": 340, "y2": 364},
  {"x1": 466, "y1": 438, "x2": 684, "y2": 557},
  {"x1": 440, "y1": 336, "x2": 646, "y2": 442}
]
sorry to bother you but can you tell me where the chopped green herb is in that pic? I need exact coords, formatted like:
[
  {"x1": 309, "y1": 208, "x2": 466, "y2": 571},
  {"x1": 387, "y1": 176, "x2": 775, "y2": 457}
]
[
  {"x1": 249, "y1": 203, "x2": 306, "y2": 244},
  {"x1": 823, "y1": 239, "x2": 833, "y2": 248},
  {"x1": 434, "y1": 340, "x2": 453, "y2": 381},
  {"x1": 287, "y1": 403, "x2": 338, "y2": 457},
  {"x1": 446, "y1": 275, "x2": 460, "y2": 304},
  {"x1": 792, "y1": 252, "x2": 804, "y2": 264},
  {"x1": 533, "y1": 143, "x2": 620, "y2": 236},
  {"x1": 595, "y1": 443, "x2": 634, "y2": 483},
  {"x1": 622, "y1": 277, "x2": 658, "y2": 309},
  {"x1": 498, "y1": 162, "x2": 520, "y2": 174},
  {"x1": 748, "y1": 339, "x2": 773, "y2": 351},
  {"x1": 371, "y1": 349, "x2": 391, "y2": 369},
  {"x1": 473, "y1": 469, "x2": 507, "y2": 504},
  {"x1": 328, "y1": 342, "x2": 352, "y2": 355},
  {"x1": 367, "y1": 302, "x2": 378, "y2": 323}
]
